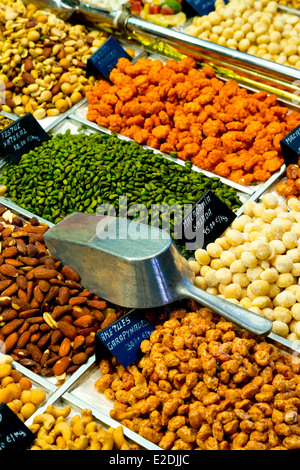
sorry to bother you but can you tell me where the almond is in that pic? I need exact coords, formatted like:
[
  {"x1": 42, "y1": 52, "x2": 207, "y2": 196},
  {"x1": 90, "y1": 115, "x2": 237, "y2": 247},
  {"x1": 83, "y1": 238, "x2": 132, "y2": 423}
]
[
  {"x1": 59, "y1": 337, "x2": 71, "y2": 357},
  {"x1": 61, "y1": 266, "x2": 80, "y2": 282},
  {"x1": 58, "y1": 286, "x2": 70, "y2": 306},
  {"x1": 16, "y1": 330, "x2": 31, "y2": 349},
  {"x1": 2, "y1": 246, "x2": 19, "y2": 258},
  {"x1": 24, "y1": 58, "x2": 34, "y2": 72},
  {"x1": 57, "y1": 320, "x2": 77, "y2": 340},
  {"x1": 52, "y1": 304, "x2": 73, "y2": 320},
  {"x1": 74, "y1": 315, "x2": 95, "y2": 328},
  {"x1": 19, "y1": 256, "x2": 39, "y2": 266},
  {"x1": 16, "y1": 275, "x2": 27, "y2": 290},
  {"x1": 68, "y1": 296, "x2": 87, "y2": 306},
  {"x1": 22, "y1": 71, "x2": 35, "y2": 85},
  {"x1": 37, "y1": 331, "x2": 52, "y2": 349},
  {"x1": 0, "y1": 279, "x2": 12, "y2": 291},
  {"x1": 11, "y1": 298, "x2": 30, "y2": 311},
  {"x1": 0, "y1": 264, "x2": 19, "y2": 277},
  {"x1": 32, "y1": 267, "x2": 59, "y2": 279},
  {"x1": 0, "y1": 309, "x2": 18, "y2": 321},
  {"x1": 73, "y1": 335, "x2": 85, "y2": 350},
  {"x1": 2, "y1": 283, "x2": 18, "y2": 297},
  {"x1": 33, "y1": 285, "x2": 44, "y2": 303},
  {"x1": 86, "y1": 300, "x2": 107, "y2": 310},
  {"x1": 72, "y1": 352, "x2": 88, "y2": 365},
  {"x1": 16, "y1": 238, "x2": 27, "y2": 255},
  {"x1": 38, "y1": 280, "x2": 50, "y2": 292},
  {"x1": 4, "y1": 332, "x2": 19, "y2": 352},
  {"x1": 26, "y1": 343, "x2": 43, "y2": 363},
  {"x1": 1, "y1": 318, "x2": 24, "y2": 335},
  {"x1": 53, "y1": 356, "x2": 71, "y2": 376},
  {"x1": 50, "y1": 329, "x2": 63, "y2": 345}
]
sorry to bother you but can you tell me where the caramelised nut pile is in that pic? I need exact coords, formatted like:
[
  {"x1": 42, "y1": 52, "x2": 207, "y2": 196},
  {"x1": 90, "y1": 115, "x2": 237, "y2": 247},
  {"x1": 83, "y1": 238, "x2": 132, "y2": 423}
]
[
  {"x1": 95, "y1": 306, "x2": 300, "y2": 450},
  {"x1": 28, "y1": 404, "x2": 139, "y2": 450},
  {"x1": 0, "y1": 203, "x2": 126, "y2": 380},
  {"x1": 189, "y1": 194, "x2": 300, "y2": 344},
  {"x1": 0, "y1": 0, "x2": 105, "y2": 119}
]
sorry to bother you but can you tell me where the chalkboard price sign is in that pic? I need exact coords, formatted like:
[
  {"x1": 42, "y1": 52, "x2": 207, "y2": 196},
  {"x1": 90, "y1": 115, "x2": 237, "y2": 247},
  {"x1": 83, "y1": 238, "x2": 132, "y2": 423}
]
[
  {"x1": 95, "y1": 310, "x2": 155, "y2": 368},
  {"x1": 87, "y1": 36, "x2": 132, "y2": 80},
  {"x1": 176, "y1": 189, "x2": 236, "y2": 250},
  {"x1": 0, "y1": 113, "x2": 50, "y2": 163},
  {"x1": 0, "y1": 402, "x2": 35, "y2": 450},
  {"x1": 280, "y1": 124, "x2": 300, "y2": 167}
]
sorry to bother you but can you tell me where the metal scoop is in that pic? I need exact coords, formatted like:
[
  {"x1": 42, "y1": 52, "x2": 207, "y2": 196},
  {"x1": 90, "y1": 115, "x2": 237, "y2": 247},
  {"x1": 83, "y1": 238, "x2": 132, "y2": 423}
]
[{"x1": 44, "y1": 213, "x2": 273, "y2": 337}]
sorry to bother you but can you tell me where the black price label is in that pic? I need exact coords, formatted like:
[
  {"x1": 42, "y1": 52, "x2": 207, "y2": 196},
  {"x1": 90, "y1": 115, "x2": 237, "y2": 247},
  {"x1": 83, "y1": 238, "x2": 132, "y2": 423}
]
[
  {"x1": 0, "y1": 113, "x2": 50, "y2": 163},
  {"x1": 0, "y1": 402, "x2": 35, "y2": 450},
  {"x1": 280, "y1": 125, "x2": 300, "y2": 166},
  {"x1": 95, "y1": 310, "x2": 155, "y2": 368},
  {"x1": 176, "y1": 189, "x2": 236, "y2": 250},
  {"x1": 86, "y1": 36, "x2": 132, "y2": 80},
  {"x1": 184, "y1": 0, "x2": 228, "y2": 15}
]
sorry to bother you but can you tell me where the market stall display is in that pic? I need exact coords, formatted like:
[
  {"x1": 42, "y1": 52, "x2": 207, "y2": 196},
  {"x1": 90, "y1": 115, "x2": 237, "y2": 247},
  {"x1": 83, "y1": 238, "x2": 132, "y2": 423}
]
[{"x1": 1, "y1": 0, "x2": 300, "y2": 453}]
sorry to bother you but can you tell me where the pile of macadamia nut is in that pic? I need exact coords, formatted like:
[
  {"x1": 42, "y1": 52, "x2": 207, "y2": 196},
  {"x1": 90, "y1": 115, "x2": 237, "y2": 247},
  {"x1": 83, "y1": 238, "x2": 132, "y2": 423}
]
[
  {"x1": 0, "y1": 0, "x2": 108, "y2": 119},
  {"x1": 189, "y1": 194, "x2": 300, "y2": 344},
  {"x1": 187, "y1": 0, "x2": 300, "y2": 69}
]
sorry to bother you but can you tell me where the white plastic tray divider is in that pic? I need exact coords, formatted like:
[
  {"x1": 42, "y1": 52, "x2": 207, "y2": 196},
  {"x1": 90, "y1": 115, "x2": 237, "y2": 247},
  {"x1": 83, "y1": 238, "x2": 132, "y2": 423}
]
[{"x1": 68, "y1": 111, "x2": 254, "y2": 196}]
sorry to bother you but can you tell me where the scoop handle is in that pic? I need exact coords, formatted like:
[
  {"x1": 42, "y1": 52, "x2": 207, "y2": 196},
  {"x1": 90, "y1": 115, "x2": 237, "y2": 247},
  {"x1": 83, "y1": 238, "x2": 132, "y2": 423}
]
[{"x1": 179, "y1": 281, "x2": 272, "y2": 336}]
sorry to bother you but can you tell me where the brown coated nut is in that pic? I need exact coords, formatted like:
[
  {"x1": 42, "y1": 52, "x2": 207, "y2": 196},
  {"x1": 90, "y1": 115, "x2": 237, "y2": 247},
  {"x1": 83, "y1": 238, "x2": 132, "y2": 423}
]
[
  {"x1": 57, "y1": 320, "x2": 77, "y2": 340},
  {"x1": 73, "y1": 315, "x2": 95, "y2": 328},
  {"x1": 26, "y1": 343, "x2": 43, "y2": 363},
  {"x1": 73, "y1": 335, "x2": 85, "y2": 350},
  {"x1": 86, "y1": 300, "x2": 107, "y2": 310},
  {"x1": 1, "y1": 318, "x2": 24, "y2": 335},
  {"x1": 24, "y1": 58, "x2": 34, "y2": 72},
  {"x1": 22, "y1": 72, "x2": 35, "y2": 85},
  {"x1": 0, "y1": 280, "x2": 12, "y2": 291},
  {"x1": 53, "y1": 356, "x2": 71, "y2": 376},
  {"x1": 16, "y1": 330, "x2": 31, "y2": 349},
  {"x1": 58, "y1": 286, "x2": 70, "y2": 305},
  {"x1": 31, "y1": 267, "x2": 59, "y2": 279},
  {"x1": 33, "y1": 285, "x2": 44, "y2": 303},
  {"x1": 2, "y1": 246, "x2": 19, "y2": 258},
  {"x1": 0, "y1": 264, "x2": 19, "y2": 277},
  {"x1": 61, "y1": 266, "x2": 80, "y2": 282},
  {"x1": 58, "y1": 337, "x2": 71, "y2": 357},
  {"x1": 3, "y1": 332, "x2": 19, "y2": 352},
  {"x1": 72, "y1": 352, "x2": 88, "y2": 365},
  {"x1": 2, "y1": 283, "x2": 19, "y2": 297}
]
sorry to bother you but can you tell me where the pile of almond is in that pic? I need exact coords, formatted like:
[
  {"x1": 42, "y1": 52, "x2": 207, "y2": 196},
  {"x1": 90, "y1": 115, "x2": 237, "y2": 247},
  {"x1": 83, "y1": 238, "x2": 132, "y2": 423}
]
[{"x1": 0, "y1": 204, "x2": 126, "y2": 381}]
